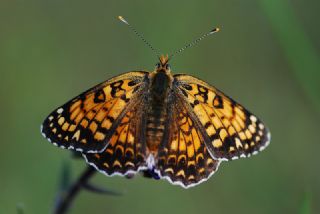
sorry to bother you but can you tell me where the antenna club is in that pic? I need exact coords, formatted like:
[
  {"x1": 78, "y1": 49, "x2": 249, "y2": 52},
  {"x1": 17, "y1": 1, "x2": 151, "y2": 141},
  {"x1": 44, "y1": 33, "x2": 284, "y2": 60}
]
[
  {"x1": 117, "y1": 15, "x2": 160, "y2": 59},
  {"x1": 169, "y1": 25, "x2": 220, "y2": 59},
  {"x1": 210, "y1": 27, "x2": 220, "y2": 34},
  {"x1": 118, "y1": 16, "x2": 129, "y2": 25}
]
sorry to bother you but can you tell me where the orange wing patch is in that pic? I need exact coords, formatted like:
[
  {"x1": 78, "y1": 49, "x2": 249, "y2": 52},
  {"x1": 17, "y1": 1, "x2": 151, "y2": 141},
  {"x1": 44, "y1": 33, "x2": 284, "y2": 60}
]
[
  {"x1": 156, "y1": 97, "x2": 220, "y2": 188},
  {"x1": 174, "y1": 74, "x2": 270, "y2": 160},
  {"x1": 41, "y1": 71, "x2": 148, "y2": 153},
  {"x1": 84, "y1": 106, "x2": 147, "y2": 175}
]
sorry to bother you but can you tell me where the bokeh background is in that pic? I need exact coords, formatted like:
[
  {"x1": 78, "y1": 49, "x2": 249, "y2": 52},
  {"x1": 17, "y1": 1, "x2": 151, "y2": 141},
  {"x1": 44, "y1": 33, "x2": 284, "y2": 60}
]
[{"x1": 1, "y1": 0, "x2": 319, "y2": 213}]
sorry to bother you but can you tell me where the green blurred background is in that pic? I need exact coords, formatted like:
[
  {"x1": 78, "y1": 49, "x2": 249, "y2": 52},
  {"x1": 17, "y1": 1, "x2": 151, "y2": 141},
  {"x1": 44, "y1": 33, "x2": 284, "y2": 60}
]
[{"x1": 1, "y1": 0, "x2": 319, "y2": 213}]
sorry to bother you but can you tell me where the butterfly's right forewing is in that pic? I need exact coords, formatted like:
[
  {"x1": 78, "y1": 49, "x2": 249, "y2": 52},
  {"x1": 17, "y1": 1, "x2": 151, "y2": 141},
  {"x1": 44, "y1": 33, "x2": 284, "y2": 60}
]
[{"x1": 173, "y1": 74, "x2": 270, "y2": 161}]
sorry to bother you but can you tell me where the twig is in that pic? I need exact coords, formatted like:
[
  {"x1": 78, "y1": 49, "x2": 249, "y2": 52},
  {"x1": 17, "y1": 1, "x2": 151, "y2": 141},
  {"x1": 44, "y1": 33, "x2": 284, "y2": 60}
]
[
  {"x1": 82, "y1": 182, "x2": 123, "y2": 196},
  {"x1": 53, "y1": 166, "x2": 96, "y2": 214}
]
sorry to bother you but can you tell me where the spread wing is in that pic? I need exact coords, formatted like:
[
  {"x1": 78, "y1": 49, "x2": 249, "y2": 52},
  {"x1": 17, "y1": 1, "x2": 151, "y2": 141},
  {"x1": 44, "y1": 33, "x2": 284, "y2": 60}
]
[
  {"x1": 41, "y1": 71, "x2": 149, "y2": 153},
  {"x1": 173, "y1": 74, "x2": 270, "y2": 161},
  {"x1": 83, "y1": 103, "x2": 148, "y2": 176},
  {"x1": 156, "y1": 93, "x2": 220, "y2": 188}
]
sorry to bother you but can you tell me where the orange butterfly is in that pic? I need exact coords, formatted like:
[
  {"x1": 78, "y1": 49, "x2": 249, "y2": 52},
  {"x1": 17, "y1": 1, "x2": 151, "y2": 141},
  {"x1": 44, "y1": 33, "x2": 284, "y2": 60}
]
[{"x1": 41, "y1": 17, "x2": 270, "y2": 188}]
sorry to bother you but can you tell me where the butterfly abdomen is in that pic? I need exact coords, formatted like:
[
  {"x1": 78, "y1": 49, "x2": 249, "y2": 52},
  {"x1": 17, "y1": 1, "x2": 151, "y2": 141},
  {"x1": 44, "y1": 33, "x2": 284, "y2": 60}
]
[
  {"x1": 146, "y1": 71, "x2": 172, "y2": 152},
  {"x1": 146, "y1": 107, "x2": 167, "y2": 151}
]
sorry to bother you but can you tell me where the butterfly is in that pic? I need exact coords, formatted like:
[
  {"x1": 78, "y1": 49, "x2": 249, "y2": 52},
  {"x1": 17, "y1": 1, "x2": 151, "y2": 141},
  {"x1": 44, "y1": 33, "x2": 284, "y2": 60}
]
[{"x1": 41, "y1": 17, "x2": 270, "y2": 188}]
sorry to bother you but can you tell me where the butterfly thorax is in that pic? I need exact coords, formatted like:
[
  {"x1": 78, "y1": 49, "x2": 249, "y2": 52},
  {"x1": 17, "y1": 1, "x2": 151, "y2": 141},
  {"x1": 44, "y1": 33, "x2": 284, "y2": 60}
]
[{"x1": 146, "y1": 55, "x2": 173, "y2": 154}]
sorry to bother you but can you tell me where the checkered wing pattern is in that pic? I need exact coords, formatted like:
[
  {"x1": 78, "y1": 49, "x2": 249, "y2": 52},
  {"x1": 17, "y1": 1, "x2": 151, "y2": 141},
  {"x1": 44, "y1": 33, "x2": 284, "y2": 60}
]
[
  {"x1": 84, "y1": 104, "x2": 148, "y2": 176},
  {"x1": 173, "y1": 74, "x2": 270, "y2": 161},
  {"x1": 156, "y1": 93, "x2": 220, "y2": 188},
  {"x1": 41, "y1": 71, "x2": 148, "y2": 153}
]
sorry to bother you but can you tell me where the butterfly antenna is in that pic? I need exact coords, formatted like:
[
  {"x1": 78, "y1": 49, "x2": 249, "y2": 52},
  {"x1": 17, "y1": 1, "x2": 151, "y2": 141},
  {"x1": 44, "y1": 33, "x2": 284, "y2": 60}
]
[
  {"x1": 118, "y1": 16, "x2": 161, "y2": 59},
  {"x1": 169, "y1": 27, "x2": 220, "y2": 60}
]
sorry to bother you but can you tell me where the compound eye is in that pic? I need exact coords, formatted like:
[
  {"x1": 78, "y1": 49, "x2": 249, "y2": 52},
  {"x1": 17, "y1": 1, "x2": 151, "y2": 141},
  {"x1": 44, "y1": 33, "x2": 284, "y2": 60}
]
[
  {"x1": 155, "y1": 63, "x2": 161, "y2": 68},
  {"x1": 165, "y1": 64, "x2": 171, "y2": 70}
]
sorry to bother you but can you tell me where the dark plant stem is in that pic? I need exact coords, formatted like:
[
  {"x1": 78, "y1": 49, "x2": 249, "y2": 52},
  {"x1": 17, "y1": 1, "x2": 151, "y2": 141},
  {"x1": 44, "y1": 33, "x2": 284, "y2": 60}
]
[{"x1": 54, "y1": 166, "x2": 96, "y2": 214}]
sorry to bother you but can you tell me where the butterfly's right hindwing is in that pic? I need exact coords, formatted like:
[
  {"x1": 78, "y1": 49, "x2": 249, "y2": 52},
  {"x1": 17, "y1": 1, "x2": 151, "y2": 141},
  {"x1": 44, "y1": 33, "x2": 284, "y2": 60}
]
[
  {"x1": 156, "y1": 93, "x2": 220, "y2": 188},
  {"x1": 41, "y1": 71, "x2": 149, "y2": 153}
]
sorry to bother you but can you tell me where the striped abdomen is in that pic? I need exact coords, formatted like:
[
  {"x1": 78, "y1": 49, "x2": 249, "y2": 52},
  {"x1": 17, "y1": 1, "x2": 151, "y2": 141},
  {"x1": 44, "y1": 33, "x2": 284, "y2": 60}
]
[
  {"x1": 146, "y1": 101, "x2": 167, "y2": 151},
  {"x1": 146, "y1": 71, "x2": 171, "y2": 153}
]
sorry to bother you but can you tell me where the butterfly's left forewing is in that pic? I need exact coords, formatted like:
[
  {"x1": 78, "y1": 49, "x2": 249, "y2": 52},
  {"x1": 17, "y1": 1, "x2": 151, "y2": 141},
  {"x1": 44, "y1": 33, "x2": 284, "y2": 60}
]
[
  {"x1": 173, "y1": 74, "x2": 270, "y2": 161},
  {"x1": 41, "y1": 71, "x2": 149, "y2": 153}
]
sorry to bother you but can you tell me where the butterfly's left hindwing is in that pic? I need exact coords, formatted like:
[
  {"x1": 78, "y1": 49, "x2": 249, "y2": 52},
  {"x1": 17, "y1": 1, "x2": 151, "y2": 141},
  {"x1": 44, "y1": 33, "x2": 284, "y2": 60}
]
[
  {"x1": 41, "y1": 71, "x2": 148, "y2": 153},
  {"x1": 173, "y1": 74, "x2": 270, "y2": 161},
  {"x1": 84, "y1": 103, "x2": 148, "y2": 176}
]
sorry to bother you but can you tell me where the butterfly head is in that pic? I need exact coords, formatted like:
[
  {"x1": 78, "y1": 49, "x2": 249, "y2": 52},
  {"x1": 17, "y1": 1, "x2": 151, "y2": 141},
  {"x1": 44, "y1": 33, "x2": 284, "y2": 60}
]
[{"x1": 155, "y1": 54, "x2": 171, "y2": 74}]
